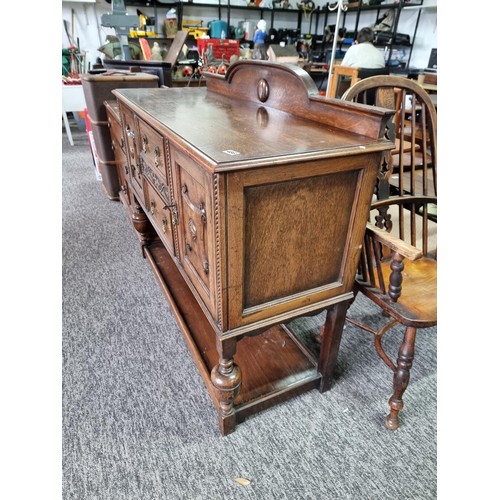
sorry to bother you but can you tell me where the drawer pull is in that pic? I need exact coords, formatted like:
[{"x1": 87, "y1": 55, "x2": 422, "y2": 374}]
[
  {"x1": 142, "y1": 134, "x2": 148, "y2": 152},
  {"x1": 203, "y1": 259, "x2": 209, "y2": 274},
  {"x1": 125, "y1": 165, "x2": 129, "y2": 175},
  {"x1": 150, "y1": 199, "x2": 156, "y2": 216},
  {"x1": 126, "y1": 125, "x2": 135, "y2": 139},
  {"x1": 120, "y1": 137, "x2": 125, "y2": 149},
  {"x1": 163, "y1": 202, "x2": 179, "y2": 226},
  {"x1": 181, "y1": 184, "x2": 207, "y2": 224},
  {"x1": 162, "y1": 215, "x2": 168, "y2": 233}
]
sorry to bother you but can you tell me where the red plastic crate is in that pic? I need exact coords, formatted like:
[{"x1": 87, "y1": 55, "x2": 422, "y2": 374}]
[{"x1": 197, "y1": 38, "x2": 240, "y2": 61}]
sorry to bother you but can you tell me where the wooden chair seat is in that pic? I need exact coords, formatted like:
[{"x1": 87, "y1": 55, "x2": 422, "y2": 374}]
[
  {"x1": 401, "y1": 122, "x2": 431, "y2": 153},
  {"x1": 368, "y1": 257, "x2": 437, "y2": 325},
  {"x1": 389, "y1": 169, "x2": 437, "y2": 200},
  {"x1": 391, "y1": 150, "x2": 432, "y2": 168},
  {"x1": 394, "y1": 137, "x2": 422, "y2": 153},
  {"x1": 390, "y1": 148, "x2": 436, "y2": 198}
]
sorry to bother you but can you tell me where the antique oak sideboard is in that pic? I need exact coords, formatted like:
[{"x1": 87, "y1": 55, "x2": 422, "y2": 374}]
[{"x1": 111, "y1": 61, "x2": 393, "y2": 435}]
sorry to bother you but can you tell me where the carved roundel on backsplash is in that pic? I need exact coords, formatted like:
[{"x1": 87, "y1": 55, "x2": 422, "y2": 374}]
[{"x1": 257, "y1": 78, "x2": 269, "y2": 102}]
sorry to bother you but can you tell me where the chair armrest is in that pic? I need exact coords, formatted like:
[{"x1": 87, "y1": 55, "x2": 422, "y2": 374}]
[{"x1": 366, "y1": 222, "x2": 423, "y2": 261}]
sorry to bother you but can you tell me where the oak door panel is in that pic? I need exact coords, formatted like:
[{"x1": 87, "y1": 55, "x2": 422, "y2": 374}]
[{"x1": 171, "y1": 147, "x2": 218, "y2": 321}]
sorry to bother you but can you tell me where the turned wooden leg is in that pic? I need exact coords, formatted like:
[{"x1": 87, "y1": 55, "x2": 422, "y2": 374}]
[
  {"x1": 130, "y1": 200, "x2": 155, "y2": 254},
  {"x1": 211, "y1": 338, "x2": 241, "y2": 436},
  {"x1": 385, "y1": 326, "x2": 417, "y2": 430},
  {"x1": 318, "y1": 301, "x2": 349, "y2": 393}
]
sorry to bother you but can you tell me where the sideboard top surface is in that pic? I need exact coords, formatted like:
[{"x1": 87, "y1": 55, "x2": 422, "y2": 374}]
[{"x1": 114, "y1": 86, "x2": 390, "y2": 169}]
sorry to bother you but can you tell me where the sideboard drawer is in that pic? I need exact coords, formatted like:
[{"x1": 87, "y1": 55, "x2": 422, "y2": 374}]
[
  {"x1": 110, "y1": 136, "x2": 130, "y2": 201},
  {"x1": 136, "y1": 118, "x2": 175, "y2": 225},
  {"x1": 137, "y1": 118, "x2": 167, "y2": 182},
  {"x1": 119, "y1": 104, "x2": 144, "y2": 204},
  {"x1": 108, "y1": 114, "x2": 126, "y2": 155}
]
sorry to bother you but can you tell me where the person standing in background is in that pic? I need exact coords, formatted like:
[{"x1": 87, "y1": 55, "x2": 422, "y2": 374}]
[
  {"x1": 341, "y1": 27, "x2": 385, "y2": 68},
  {"x1": 253, "y1": 20, "x2": 268, "y2": 60}
]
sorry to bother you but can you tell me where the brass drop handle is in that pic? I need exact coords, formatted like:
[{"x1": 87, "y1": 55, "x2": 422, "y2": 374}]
[
  {"x1": 162, "y1": 215, "x2": 168, "y2": 233},
  {"x1": 142, "y1": 134, "x2": 148, "y2": 152},
  {"x1": 181, "y1": 184, "x2": 207, "y2": 223},
  {"x1": 163, "y1": 202, "x2": 179, "y2": 226},
  {"x1": 150, "y1": 199, "x2": 156, "y2": 216},
  {"x1": 126, "y1": 125, "x2": 135, "y2": 139},
  {"x1": 171, "y1": 206, "x2": 179, "y2": 226}
]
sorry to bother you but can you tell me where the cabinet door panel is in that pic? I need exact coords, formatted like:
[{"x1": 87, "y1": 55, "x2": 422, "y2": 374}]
[
  {"x1": 171, "y1": 147, "x2": 217, "y2": 320},
  {"x1": 226, "y1": 154, "x2": 380, "y2": 329}
]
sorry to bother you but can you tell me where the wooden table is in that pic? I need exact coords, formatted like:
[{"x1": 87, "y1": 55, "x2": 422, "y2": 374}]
[{"x1": 111, "y1": 61, "x2": 394, "y2": 435}]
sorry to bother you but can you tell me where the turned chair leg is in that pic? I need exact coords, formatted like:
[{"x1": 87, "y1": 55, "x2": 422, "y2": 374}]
[{"x1": 385, "y1": 326, "x2": 417, "y2": 430}]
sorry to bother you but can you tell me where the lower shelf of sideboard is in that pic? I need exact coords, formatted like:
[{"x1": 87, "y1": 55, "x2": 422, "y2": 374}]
[{"x1": 143, "y1": 240, "x2": 322, "y2": 429}]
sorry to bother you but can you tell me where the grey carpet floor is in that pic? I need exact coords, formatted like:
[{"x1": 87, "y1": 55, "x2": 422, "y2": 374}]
[{"x1": 62, "y1": 123, "x2": 437, "y2": 500}]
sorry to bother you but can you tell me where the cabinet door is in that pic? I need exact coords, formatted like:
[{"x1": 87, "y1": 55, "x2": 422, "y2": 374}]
[
  {"x1": 119, "y1": 103, "x2": 144, "y2": 204},
  {"x1": 171, "y1": 146, "x2": 218, "y2": 321},
  {"x1": 225, "y1": 154, "x2": 380, "y2": 329}
]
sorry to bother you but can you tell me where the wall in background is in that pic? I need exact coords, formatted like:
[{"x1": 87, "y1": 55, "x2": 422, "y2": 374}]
[{"x1": 61, "y1": 0, "x2": 437, "y2": 71}]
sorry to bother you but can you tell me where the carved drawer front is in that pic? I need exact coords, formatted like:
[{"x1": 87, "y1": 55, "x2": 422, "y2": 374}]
[
  {"x1": 112, "y1": 139, "x2": 131, "y2": 203},
  {"x1": 137, "y1": 119, "x2": 168, "y2": 182},
  {"x1": 119, "y1": 104, "x2": 144, "y2": 204},
  {"x1": 172, "y1": 148, "x2": 217, "y2": 319},
  {"x1": 143, "y1": 180, "x2": 176, "y2": 256},
  {"x1": 108, "y1": 113, "x2": 126, "y2": 156}
]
